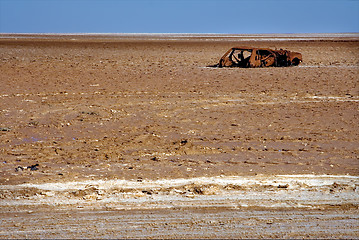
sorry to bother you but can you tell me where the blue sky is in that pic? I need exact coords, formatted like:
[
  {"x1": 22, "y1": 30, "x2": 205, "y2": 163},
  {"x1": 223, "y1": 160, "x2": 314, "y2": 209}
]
[{"x1": 0, "y1": 0, "x2": 358, "y2": 34}]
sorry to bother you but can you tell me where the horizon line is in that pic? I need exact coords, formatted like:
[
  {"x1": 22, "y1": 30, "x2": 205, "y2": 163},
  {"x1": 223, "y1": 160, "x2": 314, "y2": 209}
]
[{"x1": 1, "y1": 32, "x2": 359, "y2": 35}]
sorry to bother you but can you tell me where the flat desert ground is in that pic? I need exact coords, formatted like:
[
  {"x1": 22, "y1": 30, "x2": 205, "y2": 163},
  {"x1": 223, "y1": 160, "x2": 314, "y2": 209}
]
[{"x1": 0, "y1": 34, "x2": 359, "y2": 238}]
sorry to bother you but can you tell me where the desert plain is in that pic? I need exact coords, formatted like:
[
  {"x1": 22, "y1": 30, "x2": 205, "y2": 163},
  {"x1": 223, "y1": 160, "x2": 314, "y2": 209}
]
[{"x1": 0, "y1": 33, "x2": 358, "y2": 238}]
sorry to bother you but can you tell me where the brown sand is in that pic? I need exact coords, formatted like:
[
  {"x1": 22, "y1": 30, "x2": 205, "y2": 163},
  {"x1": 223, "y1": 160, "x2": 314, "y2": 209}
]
[{"x1": 0, "y1": 34, "x2": 358, "y2": 238}]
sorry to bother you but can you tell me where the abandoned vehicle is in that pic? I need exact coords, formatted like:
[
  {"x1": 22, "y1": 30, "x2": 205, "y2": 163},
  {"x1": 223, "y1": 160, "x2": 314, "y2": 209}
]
[{"x1": 210, "y1": 46, "x2": 302, "y2": 68}]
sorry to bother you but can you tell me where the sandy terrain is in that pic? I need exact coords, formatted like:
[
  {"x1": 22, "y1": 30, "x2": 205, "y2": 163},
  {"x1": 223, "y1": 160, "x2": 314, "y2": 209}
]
[{"x1": 0, "y1": 34, "x2": 358, "y2": 238}]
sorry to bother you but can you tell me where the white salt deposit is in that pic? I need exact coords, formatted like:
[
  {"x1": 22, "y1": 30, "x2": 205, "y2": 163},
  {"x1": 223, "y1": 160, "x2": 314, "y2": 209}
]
[{"x1": 1, "y1": 175, "x2": 358, "y2": 210}]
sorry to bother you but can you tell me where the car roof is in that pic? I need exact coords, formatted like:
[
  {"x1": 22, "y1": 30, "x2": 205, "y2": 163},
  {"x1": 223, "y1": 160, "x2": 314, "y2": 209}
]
[{"x1": 230, "y1": 46, "x2": 276, "y2": 51}]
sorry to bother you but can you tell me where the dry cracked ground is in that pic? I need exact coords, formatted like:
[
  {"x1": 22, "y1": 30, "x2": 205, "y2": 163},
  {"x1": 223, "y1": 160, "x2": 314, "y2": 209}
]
[{"x1": 0, "y1": 34, "x2": 358, "y2": 238}]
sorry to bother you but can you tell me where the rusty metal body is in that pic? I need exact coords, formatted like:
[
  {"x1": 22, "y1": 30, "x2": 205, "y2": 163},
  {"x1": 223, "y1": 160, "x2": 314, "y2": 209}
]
[{"x1": 211, "y1": 46, "x2": 302, "y2": 68}]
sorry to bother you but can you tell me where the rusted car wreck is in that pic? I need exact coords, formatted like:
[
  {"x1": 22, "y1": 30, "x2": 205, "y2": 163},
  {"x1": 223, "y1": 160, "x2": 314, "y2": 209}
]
[{"x1": 210, "y1": 46, "x2": 302, "y2": 68}]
